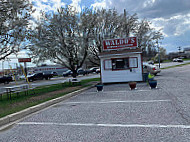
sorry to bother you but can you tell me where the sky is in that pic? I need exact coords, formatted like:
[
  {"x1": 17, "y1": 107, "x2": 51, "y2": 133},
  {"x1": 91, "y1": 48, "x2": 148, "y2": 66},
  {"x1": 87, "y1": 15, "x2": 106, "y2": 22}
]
[
  {"x1": 1, "y1": 0, "x2": 190, "y2": 69},
  {"x1": 29, "y1": 0, "x2": 190, "y2": 53}
]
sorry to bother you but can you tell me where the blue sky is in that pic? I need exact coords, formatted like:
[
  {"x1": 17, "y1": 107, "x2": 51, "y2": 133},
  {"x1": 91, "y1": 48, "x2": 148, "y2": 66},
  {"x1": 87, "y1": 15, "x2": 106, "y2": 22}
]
[
  {"x1": 1, "y1": 0, "x2": 190, "y2": 69},
  {"x1": 30, "y1": 0, "x2": 190, "y2": 53}
]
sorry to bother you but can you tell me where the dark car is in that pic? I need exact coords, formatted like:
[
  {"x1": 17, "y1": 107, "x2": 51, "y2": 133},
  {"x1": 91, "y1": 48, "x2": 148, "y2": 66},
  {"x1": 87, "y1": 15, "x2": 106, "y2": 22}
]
[
  {"x1": 27, "y1": 73, "x2": 53, "y2": 82},
  {"x1": 77, "y1": 69, "x2": 87, "y2": 76},
  {"x1": 0, "y1": 76, "x2": 13, "y2": 84},
  {"x1": 85, "y1": 69, "x2": 91, "y2": 74},
  {"x1": 177, "y1": 58, "x2": 183, "y2": 62},
  {"x1": 27, "y1": 73, "x2": 43, "y2": 82},
  {"x1": 51, "y1": 71, "x2": 58, "y2": 76},
  {"x1": 63, "y1": 70, "x2": 73, "y2": 77}
]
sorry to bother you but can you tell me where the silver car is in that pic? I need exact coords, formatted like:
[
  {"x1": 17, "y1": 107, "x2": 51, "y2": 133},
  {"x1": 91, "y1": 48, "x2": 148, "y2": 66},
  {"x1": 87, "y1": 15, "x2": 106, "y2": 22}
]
[{"x1": 143, "y1": 63, "x2": 161, "y2": 75}]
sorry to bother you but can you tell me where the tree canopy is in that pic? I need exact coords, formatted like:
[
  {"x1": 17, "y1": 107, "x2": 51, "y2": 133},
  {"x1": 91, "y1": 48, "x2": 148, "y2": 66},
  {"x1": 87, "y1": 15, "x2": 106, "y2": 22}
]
[
  {"x1": 0, "y1": 0, "x2": 34, "y2": 60},
  {"x1": 87, "y1": 9, "x2": 163, "y2": 65},
  {"x1": 29, "y1": 6, "x2": 94, "y2": 77},
  {"x1": 28, "y1": 6, "x2": 163, "y2": 76}
]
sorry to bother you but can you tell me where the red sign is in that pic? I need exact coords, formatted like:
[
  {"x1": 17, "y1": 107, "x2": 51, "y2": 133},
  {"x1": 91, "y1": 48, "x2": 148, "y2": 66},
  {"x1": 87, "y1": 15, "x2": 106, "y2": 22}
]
[
  {"x1": 18, "y1": 58, "x2": 31, "y2": 62},
  {"x1": 103, "y1": 37, "x2": 138, "y2": 51}
]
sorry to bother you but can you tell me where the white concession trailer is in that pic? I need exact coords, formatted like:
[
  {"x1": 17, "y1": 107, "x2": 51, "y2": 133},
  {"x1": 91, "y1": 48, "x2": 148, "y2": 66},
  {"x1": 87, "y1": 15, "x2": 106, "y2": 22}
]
[{"x1": 99, "y1": 37, "x2": 143, "y2": 83}]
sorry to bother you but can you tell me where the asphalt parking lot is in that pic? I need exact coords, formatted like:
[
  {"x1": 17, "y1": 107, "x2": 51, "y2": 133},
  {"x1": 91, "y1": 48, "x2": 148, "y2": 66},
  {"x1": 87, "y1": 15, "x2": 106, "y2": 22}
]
[{"x1": 1, "y1": 65, "x2": 190, "y2": 141}]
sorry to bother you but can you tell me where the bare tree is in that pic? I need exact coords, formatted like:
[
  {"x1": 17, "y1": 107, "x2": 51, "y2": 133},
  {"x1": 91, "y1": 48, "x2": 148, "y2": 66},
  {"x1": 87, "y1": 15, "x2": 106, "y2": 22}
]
[
  {"x1": 87, "y1": 9, "x2": 140, "y2": 66},
  {"x1": 87, "y1": 9, "x2": 163, "y2": 65},
  {"x1": 134, "y1": 19, "x2": 163, "y2": 59},
  {"x1": 116, "y1": 9, "x2": 138, "y2": 38},
  {"x1": 88, "y1": 9, "x2": 125, "y2": 65},
  {"x1": 0, "y1": 0, "x2": 34, "y2": 60},
  {"x1": 154, "y1": 47, "x2": 167, "y2": 62},
  {"x1": 29, "y1": 6, "x2": 163, "y2": 73},
  {"x1": 28, "y1": 6, "x2": 93, "y2": 77}
]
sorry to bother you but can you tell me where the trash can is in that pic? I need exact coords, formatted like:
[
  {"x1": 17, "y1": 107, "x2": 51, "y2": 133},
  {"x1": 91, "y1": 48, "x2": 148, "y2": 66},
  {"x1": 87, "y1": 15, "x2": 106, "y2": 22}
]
[
  {"x1": 96, "y1": 84, "x2": 103, "y2": 91},
  {"x1": 149, "y1": 80, "x2": 157, "y2": 89}
]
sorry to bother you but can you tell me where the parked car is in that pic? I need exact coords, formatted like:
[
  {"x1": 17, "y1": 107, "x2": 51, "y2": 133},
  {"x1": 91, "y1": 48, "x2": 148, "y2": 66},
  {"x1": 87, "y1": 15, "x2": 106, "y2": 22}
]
[
  {"x1": 63, "y1": 70, "x2": 73, "y2": 77},
  {"x1": 96, "y1": 68, "x2": 100, "y2": 74},
  {"x1": 0, "y1": 76, "x2": 13, "y2": 84},
  {"x1": 143, "y1": 63, "x2": 161, "y2": 75},
  {"x1": 51, "y1": 71, "x2": 58, "y2": 76},
  {"x1": 177, "y1": 58, "x2": 183, "y2": 62},
  {"x1": 89, "y1": 67, "x2": 99, "y2": 73},
  {"x1": 173, "y1": 58, "x2": 183, "y2": 62},
  {"x1": 27, "y1": 73, "x2": 53, "y2": 82},
  {"x1": 77, "y1": 69, "x2": 87, "y2": 76},
  {"x1": 148, "y1": 60, "x2": 154, "y2": 65},
  {"x1": 19, "y1": 75, "x2": 26, "y2": 80},
  {"x1": 173, "y1": 58, "x2": 178, "y2": 62},
  {"x1": 85, "y1": 69, "x2": 91, "y2": 74}
]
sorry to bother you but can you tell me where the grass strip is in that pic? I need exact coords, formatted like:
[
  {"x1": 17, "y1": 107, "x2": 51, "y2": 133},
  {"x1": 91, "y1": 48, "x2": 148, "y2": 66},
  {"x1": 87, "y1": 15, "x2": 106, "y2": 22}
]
[
  {"x1": 161, "y1": 62, "x2": 190, "y2": 69},
  {"x1": 0, "y1": 78, "x2": 100, "y2": 118}
]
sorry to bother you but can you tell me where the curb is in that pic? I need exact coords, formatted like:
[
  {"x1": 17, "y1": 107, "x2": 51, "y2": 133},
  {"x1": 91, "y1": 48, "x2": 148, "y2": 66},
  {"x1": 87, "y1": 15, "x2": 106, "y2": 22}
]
[{"x1": 0, "y1": 85, "x2": 95, "y2": 128}]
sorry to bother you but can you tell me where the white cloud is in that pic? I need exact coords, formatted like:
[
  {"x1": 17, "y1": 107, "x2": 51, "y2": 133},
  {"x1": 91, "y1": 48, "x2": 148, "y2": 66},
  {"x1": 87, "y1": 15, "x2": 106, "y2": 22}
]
[
  {"x1": 70, "y1": 0, "x2": 82, "y2": 12},
  {"x1": 90, "y1": 0, "x2": 190, "y2": 52},
  {"x1": 151, "y1": 14, "x2": 190, "y2": 37},
  {"x1": 91, "y1": 0, "x2": 107, "y2": 9},
  {"x1": 30, "y1": 0, "x2": 66, "y2": 19},
  {"x1": 28, "y1": 0, "x2": 190, "y2": 54},
  {"x1": 143, "y1": 0, "x2": 156, "y2": 8}
]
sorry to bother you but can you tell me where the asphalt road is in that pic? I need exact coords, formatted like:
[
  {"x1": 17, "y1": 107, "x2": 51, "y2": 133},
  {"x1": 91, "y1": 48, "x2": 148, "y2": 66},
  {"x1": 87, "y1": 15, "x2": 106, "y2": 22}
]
[
  {"x1": 1, "y1": 65, "x2": 190, "y2": 141},
  {"x1": 0, "y1": 74, "x2": 100, "y2": 92},
  {"x1": 0, "y1": 60, "x2": 189, "y2": 91}
]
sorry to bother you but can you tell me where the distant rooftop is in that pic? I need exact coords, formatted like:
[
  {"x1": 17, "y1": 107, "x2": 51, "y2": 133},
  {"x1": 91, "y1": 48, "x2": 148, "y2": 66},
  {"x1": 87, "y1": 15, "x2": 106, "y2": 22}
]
[{"x1": 184, "y1": 47, "x2": 190, "y2": 51}]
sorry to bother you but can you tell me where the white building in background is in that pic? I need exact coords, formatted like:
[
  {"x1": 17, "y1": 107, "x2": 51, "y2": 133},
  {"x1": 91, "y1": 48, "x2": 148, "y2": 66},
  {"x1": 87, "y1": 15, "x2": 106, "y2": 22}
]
[
  {"x1": 34, "y1": 65, "x2": 68, "y2": 75},
  {"x1": 184, "y1": 47, "x2": 190, "y2": 54}
]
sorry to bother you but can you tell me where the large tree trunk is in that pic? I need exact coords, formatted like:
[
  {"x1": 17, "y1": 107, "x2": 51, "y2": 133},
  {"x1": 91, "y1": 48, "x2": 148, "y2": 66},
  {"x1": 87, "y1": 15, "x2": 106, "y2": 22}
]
[{"x1": 72, "y1": 70, "x2": 77, "y2": 78}]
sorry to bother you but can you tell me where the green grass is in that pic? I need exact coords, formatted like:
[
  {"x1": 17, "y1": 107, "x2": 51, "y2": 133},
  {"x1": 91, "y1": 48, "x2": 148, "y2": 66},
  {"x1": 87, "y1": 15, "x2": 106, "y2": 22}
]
[
  {"x1": 183, "y1": 58, "x2": 190, "y2": 61},
  {"x1": 156, "y1": 58, "x2": 190, "y2": 63},
  {"x1": 0, "y1": 78, "x2": 100, "y2": 118},
  {"x1": 0, "y1": 90, "x2": 78, "y2": 118},
  {"x1": 162, "y1": 59, "x2": 172, "y2": 63},
  {"x1": 161, "y1": 62, "x2": 190, "y2": 69}
]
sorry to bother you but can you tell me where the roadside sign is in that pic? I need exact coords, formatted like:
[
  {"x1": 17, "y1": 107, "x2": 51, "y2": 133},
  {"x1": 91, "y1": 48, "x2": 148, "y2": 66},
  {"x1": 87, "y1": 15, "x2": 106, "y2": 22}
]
[
  {"x1": 18, "y1": 58, "x2": 31, "y2": 62},
  {"x1": 103, "y1": 37, "x2": 138, "y2": 51}
]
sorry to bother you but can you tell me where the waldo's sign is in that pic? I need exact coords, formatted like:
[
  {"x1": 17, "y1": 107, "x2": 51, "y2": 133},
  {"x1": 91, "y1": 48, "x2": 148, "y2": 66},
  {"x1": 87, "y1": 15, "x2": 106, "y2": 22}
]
[
  {"x1": 18, "y1": 58, "x2": 31, "y2": 62},
  {"x1": 103, "y1": 37, "x2": 138, "y2": 51}
]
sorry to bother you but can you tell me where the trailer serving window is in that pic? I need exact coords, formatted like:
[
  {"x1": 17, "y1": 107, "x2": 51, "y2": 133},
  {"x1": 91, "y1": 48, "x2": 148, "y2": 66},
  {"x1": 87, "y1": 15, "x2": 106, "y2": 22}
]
[
  {"x1": 112, "y1": 58, "x2": 129, "y2": 70},
  {"x1": 112, "y1": 57, "x2": 138, "y2": 70}
]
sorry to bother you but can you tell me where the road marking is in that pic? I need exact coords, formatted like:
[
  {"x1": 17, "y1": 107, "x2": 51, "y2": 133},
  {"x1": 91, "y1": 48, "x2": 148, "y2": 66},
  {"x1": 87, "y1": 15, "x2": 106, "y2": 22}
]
[
  {"x1": 18, "y1": 122, "x2": 190, "y2": 129},
  {"x1": 87, "y1": 90, "x2": 152, "y2": 94},
  {"x1": 64, "y1": 100, "x2": 171, "y2": 104}
]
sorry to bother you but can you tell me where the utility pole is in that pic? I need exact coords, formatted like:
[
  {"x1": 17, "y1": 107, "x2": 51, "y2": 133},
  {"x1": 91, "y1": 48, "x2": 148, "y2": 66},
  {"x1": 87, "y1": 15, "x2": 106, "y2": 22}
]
[
  {"x1": 177, "y1": 46, "x2": 181, "y2": 57},
  {"x1": 24, "y1": 62, "x2": 27, "y2": 76},
  {"x1": 156, "y1": 40, "x2": 161, "y2": 68},
  {"x1": 2, "y1": 61, "x2": 4, "y2": 76}
]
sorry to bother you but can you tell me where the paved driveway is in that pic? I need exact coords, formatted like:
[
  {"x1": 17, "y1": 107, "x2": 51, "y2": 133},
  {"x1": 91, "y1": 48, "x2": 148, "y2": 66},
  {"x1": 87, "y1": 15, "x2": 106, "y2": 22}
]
[{"x1": 1, "y1": 66, "x2": 190, "y2": 141}]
